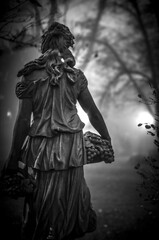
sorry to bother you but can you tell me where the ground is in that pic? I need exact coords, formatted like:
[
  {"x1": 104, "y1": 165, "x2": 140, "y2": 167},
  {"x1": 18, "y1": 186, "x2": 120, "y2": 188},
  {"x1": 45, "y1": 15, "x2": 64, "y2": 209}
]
[{"x1": 0, "y1": 158, "x2": 159, "y2": 240}]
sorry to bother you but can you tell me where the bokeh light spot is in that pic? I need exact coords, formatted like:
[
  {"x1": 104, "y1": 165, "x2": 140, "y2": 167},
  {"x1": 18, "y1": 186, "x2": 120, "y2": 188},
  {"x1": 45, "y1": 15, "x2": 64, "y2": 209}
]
[
  {"x1": 6, "y1": 111, "x2": 12, "y2": 118},
  {"x1": 136, "y1": 111, "x2": 154, "y2": 124}
]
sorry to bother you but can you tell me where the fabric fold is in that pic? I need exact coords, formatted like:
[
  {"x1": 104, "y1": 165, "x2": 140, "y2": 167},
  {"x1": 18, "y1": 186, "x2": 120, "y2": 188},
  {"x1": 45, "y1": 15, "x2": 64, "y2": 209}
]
[
  {"x1": 20, "y1": 131, "x2": 87, "y2": 171},
  {"x1": 22, "y1": 168, "x2": 96, "y2": 240}
]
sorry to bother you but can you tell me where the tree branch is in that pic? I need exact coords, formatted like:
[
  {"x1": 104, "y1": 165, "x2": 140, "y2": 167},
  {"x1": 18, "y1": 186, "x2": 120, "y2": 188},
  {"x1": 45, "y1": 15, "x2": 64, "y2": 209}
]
[{"x1": 0, "y1": 35, "x2": 38, "y2": 48}]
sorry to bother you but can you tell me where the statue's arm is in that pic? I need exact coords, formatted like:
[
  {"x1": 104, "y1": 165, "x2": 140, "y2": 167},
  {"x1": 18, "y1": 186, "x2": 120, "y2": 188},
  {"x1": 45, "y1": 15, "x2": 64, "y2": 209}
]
[
  {"x1": 78, "y1": 87, "x2": 111, "y2": 141},
  {"x1": 5, "y1": 98, "x2": 32, "y2": 171}
]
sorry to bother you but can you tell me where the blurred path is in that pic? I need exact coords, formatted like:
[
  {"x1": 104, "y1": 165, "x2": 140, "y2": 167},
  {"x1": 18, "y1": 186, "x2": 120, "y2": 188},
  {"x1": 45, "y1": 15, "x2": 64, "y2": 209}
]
[{"x1": 79, "y1": 158, "x2": 159, "y2": 240}]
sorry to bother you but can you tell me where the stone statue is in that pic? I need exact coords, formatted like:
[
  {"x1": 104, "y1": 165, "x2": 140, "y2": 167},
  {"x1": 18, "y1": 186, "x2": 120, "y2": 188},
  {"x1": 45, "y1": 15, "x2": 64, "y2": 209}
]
[{"x1": 2, "y1": 22, "x2": 114, "y2": 240}]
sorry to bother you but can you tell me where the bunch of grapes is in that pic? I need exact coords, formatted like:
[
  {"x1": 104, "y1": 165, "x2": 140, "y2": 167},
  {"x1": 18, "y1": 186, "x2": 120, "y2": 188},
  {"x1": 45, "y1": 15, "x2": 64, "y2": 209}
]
[
  {"x1": 84, "y1": 131, "x2": 114, "y2": 164},
  {"x1": 0, "y1": 173, "x2": 35, "y2": 199},
  {"x1": 0, "y1": 174, "x2": 24, "y2": 198}
]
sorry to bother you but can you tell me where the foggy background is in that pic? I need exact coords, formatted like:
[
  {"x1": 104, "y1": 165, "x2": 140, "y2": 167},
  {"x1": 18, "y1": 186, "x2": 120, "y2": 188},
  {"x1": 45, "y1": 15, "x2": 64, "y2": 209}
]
[{"x1": 0, "y1": 0, "x2": 159, "y2": 239}]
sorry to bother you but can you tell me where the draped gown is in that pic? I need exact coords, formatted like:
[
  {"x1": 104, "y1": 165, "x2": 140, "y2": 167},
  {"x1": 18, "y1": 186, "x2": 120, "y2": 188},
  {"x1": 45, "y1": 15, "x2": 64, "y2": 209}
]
[{"x1": 15, "y1": 52, "x2": 97, "y2": 240}]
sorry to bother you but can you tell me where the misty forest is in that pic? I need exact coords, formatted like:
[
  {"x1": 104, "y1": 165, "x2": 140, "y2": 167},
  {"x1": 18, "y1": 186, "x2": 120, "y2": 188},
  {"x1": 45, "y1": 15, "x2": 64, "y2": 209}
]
[{"x1": 0, "y1": 0, "x2": 159, "y2": 239}]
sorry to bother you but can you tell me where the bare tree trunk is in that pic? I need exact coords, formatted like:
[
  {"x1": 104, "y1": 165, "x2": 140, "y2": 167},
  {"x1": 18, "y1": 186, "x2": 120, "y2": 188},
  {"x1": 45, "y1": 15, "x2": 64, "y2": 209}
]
[
  {"x1": 33, "y1": 4, "x2": 43, "y2": 39},
  {"x1": 63, "y1": 0, "x2": 70, "y2": 24},
  {"x1": 48, "y1": 0, "x2": 58, "y2": 27},
  {"x1": 129, "y1": 0, "x2": 159, "y2": 116},
  {"x1": 79, "y1": 0, "x2": 107, "y2": 71},
  {"x1": 150, "y1": 0, "x2": 159, "y2": 29}
]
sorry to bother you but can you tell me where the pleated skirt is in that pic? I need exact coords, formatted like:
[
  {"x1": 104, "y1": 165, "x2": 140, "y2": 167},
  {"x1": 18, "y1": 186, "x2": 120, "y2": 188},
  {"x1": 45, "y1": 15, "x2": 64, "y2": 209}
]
[{"x1": 21, "y1": 167, "x2": 96, "y2": 240}]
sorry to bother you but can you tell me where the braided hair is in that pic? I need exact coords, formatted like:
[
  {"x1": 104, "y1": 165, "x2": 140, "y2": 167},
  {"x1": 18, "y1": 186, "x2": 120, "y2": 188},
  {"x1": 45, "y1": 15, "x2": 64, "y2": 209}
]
[
  {"x1": 17, "y1": 22, "x2": 75, "y2": 78},
  {"x1": 41, "y1": 22, "x2": 75, "y2": 54}
]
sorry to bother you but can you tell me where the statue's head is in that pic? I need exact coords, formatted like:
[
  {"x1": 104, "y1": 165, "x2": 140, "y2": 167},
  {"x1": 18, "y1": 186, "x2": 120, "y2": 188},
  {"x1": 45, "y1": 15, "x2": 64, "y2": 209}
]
[{"x1": 41, "y1": 22, "x2": 75, "y2": 54}]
